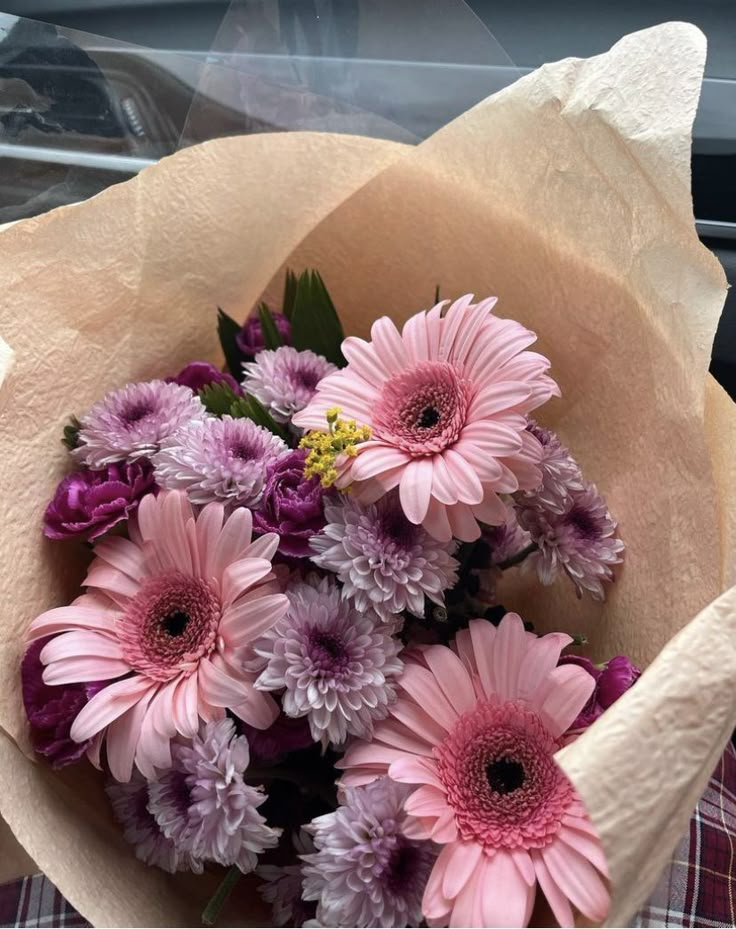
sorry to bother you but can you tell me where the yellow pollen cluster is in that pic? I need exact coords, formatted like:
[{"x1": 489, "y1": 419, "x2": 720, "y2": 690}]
[{"x1": 300, "y1": 407, "x2": 372, "y2": 488}]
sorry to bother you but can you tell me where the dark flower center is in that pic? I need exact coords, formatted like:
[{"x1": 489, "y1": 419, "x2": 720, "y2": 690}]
[
  {"x1": 565, "y1": 506, "x2": 600, "y2": 541},
  {"x1": 296, "y1": 368, "x2": 321, "y2": 390},
  {"x1": 162, "y1": 610, "x2": 190, "y2": 637},
  {"x1": 486, "y1": 756, "x2": 525, "y2": 795},
  {"x1": 312, "y1": 632, "x2": 344, "y2": 660},
  {"x1": 417, "y1": 405, "x2": 440, "y2": 428},
  {"x1": 231, "y1": 441, "x2": 256, "y2": 460},
  {"x1": 123, "y1": 402, "x2": 153, "y2": 424},
  {"x1": 384, "y1": 840, "x2": 424, "y2": 895}
]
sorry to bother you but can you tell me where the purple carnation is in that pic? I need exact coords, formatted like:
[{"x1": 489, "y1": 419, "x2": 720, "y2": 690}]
[
  {"x1": 166, "y1": 361, "x2": 241, "y2": 395},
  {"x1": 21, "y1": 638, "x2": 101, "y2": 768},
  {"x1": 253, "y1": 449, "x2": 326, "y2": 557},
  {"x1": 43, "y1": 461, "x2": 155, "y2": 541},
  {"x1": 237, "y1": 311, "x2": 291, "y2": 357},
  {"x1": 559, "y1": 654, "x2": 640, "y2": 730}
]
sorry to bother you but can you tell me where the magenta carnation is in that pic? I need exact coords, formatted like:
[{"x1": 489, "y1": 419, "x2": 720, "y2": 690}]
[
  {"x1": 237, "y1": 311, "x2": 292, "y2": 357},
  {"x1": 167, "y1": 361, "x2": 241, "y2": 395},
  {"x1": 43, "y1": 461, "x2": 155, "y2": 541},
  {"x1": 253, "y1": 449, "x2": 327, "y2": 557},
  {"x1": 21, "y1": 638, "x2": 102, "y2": 768},
  {"x1": 559, "y1": 654, "x2": 640, "y2": 730}
]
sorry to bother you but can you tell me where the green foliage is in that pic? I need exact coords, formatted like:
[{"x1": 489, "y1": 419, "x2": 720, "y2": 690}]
[
  {"x1": 198, "y1": 382, "x2": 241, "y2": 416},
  {"x1": 230, "y1": 394, "x2": 289, "y2": 443},
  {"x1": 282, "y1": 268, "x2": 298, "y2": 320},
  {"x1": 62, "y1": 415, "x2": 81, "y2": 450},
  {"x1": 257, "y1": 302, "x2": 284, "y2": 349},
  {"x1": 289, "y1": 270, "x2": 345, "y2": 367},
  {"x1": 216, "y1": 306, "x2": 245, "y2": 377}
]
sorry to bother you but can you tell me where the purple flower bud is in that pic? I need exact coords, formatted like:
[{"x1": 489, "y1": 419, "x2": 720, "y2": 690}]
[
  {"x1": 21, "y1": 638, "x2": 102, "y2": 768},
  {"x1": 166, "y1": 361, "x2": 242, "y2": 395},
  {"x1": 44, "y1": 461, "x2": 155, "y2": 541},
  {"x1": 236, "y1": 311, "x2": 291, "y2": 358},
  {"x1": 559, "y1": 653, "x2": 639, "y2": 731},
  {"x1": 253, "y1": 449, "x2": 326, "y2": 557}
]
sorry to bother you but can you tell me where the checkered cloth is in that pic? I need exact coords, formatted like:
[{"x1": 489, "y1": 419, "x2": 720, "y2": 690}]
[
  {"x1": 2, "y1": 745, "x2": 735, "y2": 928},
  {"x1": 0, "y1": 875, "x2": 87, "y2": 928}
]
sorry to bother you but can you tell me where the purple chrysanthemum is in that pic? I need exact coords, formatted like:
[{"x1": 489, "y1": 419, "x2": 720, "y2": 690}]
[
  {"x1": 74, "y1": 380, "x2": 206, "y2": 469},
  {"x1": 237, "y1": 311, "x2": 292, "y2": 358},
  {"x1": 243, "y1": 347, "x2": 337, "y2": 424},
  {"x1": 152, "y1": 415, "x2": 288, "y2": 507},
  {"x1": 522, "y1": 420, "x2": 584, "y2": 513},
  {"x1": 481, "y1": 501, "x2": 532, "y2": 567},
  {"x1": 302, "y1": 777, "x2": 436, "y2": 928},
  {"x1": 147, "y1": 718, "x2": 280, "y2": 873},
  {"x1": 257, "y1": 831, "x2": 316, "y2": 927},
  {"x1": 107, "y1": 773, "x2": 200, "y2": 873},
  {"x1": 252, "y1": 576, "x2": 403, "y2": 745},
  {"x1": 517, "y1": 480, "x2": 625, "y2": 600},
  {"x1": 310, "y1": 494, "x2": 458, "y2": 624}
]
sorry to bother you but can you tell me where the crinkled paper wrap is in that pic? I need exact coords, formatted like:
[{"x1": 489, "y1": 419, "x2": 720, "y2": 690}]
[{"x1": 0, "y1": 22, "x2": 733, "y2": 928}]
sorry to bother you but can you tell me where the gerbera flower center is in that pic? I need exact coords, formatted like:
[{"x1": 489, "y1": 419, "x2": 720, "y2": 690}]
[
  {"x1": 118, "y1": 572, "x2": 221, "y2": 682},
  {"x1": 435, "y1": 700, "x2": 573, "y2": 851},
  {"x1": 373, "y1": 361, "x2": 471, "y2": 455}
]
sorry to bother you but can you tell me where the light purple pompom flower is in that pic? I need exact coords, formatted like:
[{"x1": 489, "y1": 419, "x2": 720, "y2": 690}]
[
  {"x1": 252, "y1": 575, "x2": 403, "y2": 745},
  {"x1": 107, "y1": 773, "x2": 200, "y2": 873},
  {"x1": 153, "y1": 415, "x2": 287, "y2": 507},
  {"x1": 254, "y1": 449, "x2": 327, "y2": 557},
  {"x1": 74, "y1": 380, "x2": 206, "y2": 469},
  {"x1": 522, "y1": 420, "x2": 584, "y2": 513},
  {"x1": 43, "y1": 461, "x2": 155, "y2": 541},
  {"x1": 517, "y1": 480, "x2": 625, "y2": 600},
  {"x1": 147, "y1": 718, "x2": 280, "y2": 873},
  {"x1": 167, "y1": 360, "x2": 242, "y2": 395},
  {"x1": 257, "y1": 831, "x2": 316, "y2": 927},
  {"x1": 481, "y1": 501, "x2": 531, "y2": 567},
  {"x1": 243, "y1": 347, "x2": 337, "y2": 424},
  {"x1": 237, "y1": 311, "x2": 292, "y2": 357},
  {"x1": 302, "y1": 777, "x2": 436, "y2": 928},
  {"x1": 310, "y1": 493, "x2": 458, "y2": 624}
]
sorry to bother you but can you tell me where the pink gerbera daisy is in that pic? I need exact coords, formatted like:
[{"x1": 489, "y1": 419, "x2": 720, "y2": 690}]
[
  {"x1": 29, "y1": 491, "x2": 289, "y2": 782},
  {"x1": 339, "y1": 613, "x2": 609, "y2": 928},
  {"x1": 292, "y1": 296, "x2": 559, "y2": 543}
]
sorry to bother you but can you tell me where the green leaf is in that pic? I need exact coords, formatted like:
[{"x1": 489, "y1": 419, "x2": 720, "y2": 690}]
[
  {"x1": 229, "y1": 394, "x2": 289, "y2": 443},
  {"x1": 257, "y1": 302, "x2": 284, "y2": 349},
  {"x1": 217, "y1": 306, "x2": 245, "y2": 377},
  {"x1": 282, "y1": 269, "x2": 298, "y2": 320},
  {"x1": 61, "y1": 415, "x2": 81, "y2": 450},
  {"x1": 289, "y1": 270, "x2": 345, "y2": 366},
  {"x1": 198, "y1": 382, "x2": 241, "y2": 416},
  {"x1": 434, "y1": 283, "x2": 441, "y2": 304},
  {"x1": 202, "y1": 866, "x2": 241, "y2": 927}
]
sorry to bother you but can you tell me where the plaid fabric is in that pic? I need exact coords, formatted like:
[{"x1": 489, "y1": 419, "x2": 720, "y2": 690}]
[
  {"x1": 635, "y1": 741, "x2": 736, "y2": 928},
  {"x1": 0, "y1": 875, "x2": 87, "y2": 929},
  {"x1": 1, "y1": 746, "x2": 734, "y2": 928}
]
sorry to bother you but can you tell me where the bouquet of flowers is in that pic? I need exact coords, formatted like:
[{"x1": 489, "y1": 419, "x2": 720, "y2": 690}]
[{"x1": 1, "y1": 20, "x2": 735, "y2": 929}]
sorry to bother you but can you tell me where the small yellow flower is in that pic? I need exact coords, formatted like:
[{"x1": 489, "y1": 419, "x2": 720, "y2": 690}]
[{"x1": 300, "y1": 407, "x2": 371, "y2": 488}]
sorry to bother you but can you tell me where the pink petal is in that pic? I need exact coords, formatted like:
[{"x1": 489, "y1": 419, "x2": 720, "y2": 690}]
[
  {"x1": 498, "y1": 454, "x2": 541, "y2": 491},
  {"x1": 340, "y1": 742, "x2": 414, "y2": 771},
  {"x1": 430, "y1": 455, "x2": 460, "y2": 505},
  {"x1": 492, "y1": 612, "x2": 529, "y2": 700},
  {"x1": 534, "y1": 665, "x2": 596, "y2": 738},
  {"x1": 558, "y1": 823, "x2": 608, "y2": 877},
  {"x1": 160, "y1": 491, "x2": 195, "y2": 575},
  {"x1": 211, "y1": 506, "x2": 254, "y2": 577},
  {"x1": 449, "y1": 297, "x2": 498, "y2": 368},
  {"x1": 402, "y1": 816, "x2": 433, "y2": 841},
  {"x1": 93, "y1": 537, "x2": 147, "y2": 582},
  {"x1": 404, "y1": 785, "x2": 449, "y2": 819},
  {"x1": 421, "y1": 645, "x2": 476, "y2": 716},
  {"x1": 229, "y1": 684, "x2": 279, "y2": 729},
  {"x1": 70, "y1": 676, "x2": 152, "y2": 742},
  {"x1": 172, "y1": 672, "x2": 200, "y2": 738},
  {"x1": 397, "y1": 664, "x2": 457, "y2": 732},
  {"x1": 369, "y1": 718, "x2": 436, "y2": 756},
  {"x1": 430, "y1": 807, "x2": 459, "y2": 844},
  {"x1": 517, "y1": 633, "x2": 573, "y2": 703},
  {"x1": 84, "y1": 562, "x2": 139, "y2": 600},
  {"x1": 466, "y1": 320, "x2": 537, "y2": 382},
  {"x1": 423, "y1": 497, "x2": 453, "y2": 542},
  {"x1": 401, "y1": 311, "x2": 430, "y2": 363},
  {"x1": 106, "y1": 686, "x2": 156, "y2": 782},
  {"x1": 447, "y1": 503, "x2": 481, "y2": 542},
  {"x1": 422, "y1": 845, "x2": 455, "y2": 920},
  {"x1": 137, "y1": 689, "x2": 174, "y2": 776},
  {"x1": 460, "y1": 421, "x2": 523, "y2": 456},
  {"x1": 195, "y1": 501, "x2": 225, "y2": 579},
  {"x1": 531, "y1": 851, "x2": 575, "y2": 928},
  {"x1": 468, "y1": 619, "x2": 497, "y2": 699},
  {"x1": 449, "y1": 860, "x2": 486, "y2": 928},
  {"x1": 471, "y1": 488, "x2": 509, "y2": 525},
  {"x1": 479, "y1": 850, "x2": 536, "y2": 928},
  {"x1": 442, "y1": 448, "x2": 484, "y2": 505},
  {"x1": 389, "y1": 699, "x2": 448, "y2": 745},
  {"x1": 399, "y1": 458, "x2": 434, "y2": 525},
  {"x1": 438, "y1": 294, "x2": 474, "y2": 362},
  {"x1": 342, "y1": 336, "x2": 393, "y2": 387},
  {"x1": 468, "y1": 381, "x2": 533, "y2": 420},
  {"x1": 541, "y1": 839, "x2": 610, "y2": 923},
  {"x1": 510, "y1": 848, "x2": 536, "y2": 886},
  {"x1": 453, "y1": 628, "x2": 479, "y2": 679},
  {"x1": 221, "y1": 557, "x2": 273, "y2": 606},
  {"x1": 242, "y1": 534, "x2": 280, "y2": 561},
  {"x1": 450, "y1": 440, "x2": 504, "y2": 484},
  {"x1": 370, "y1": 316, "x2": 408, "y2": 374},
  {"x1": 40, "y1": 630, "x2": 123, "y2": 663},
  {"x1": 388, "y1": 756, "x2": 444, "y2": 790},
  {"x1": 43, "y1": 656, "x2": 130, "y2": 685},
  {"x1": 442, "y1": 840, "x2": 483, "y2": 900},
  {"x1": 220, "y1": 593, "x2": 289, "y2": 647},
  {"x1": 86, "y1": 732, "x2": 103, "y2": 769},
  {"x1": 350, "y1": 445, "x2": 411, "y2": 483},
  {"x1": 198, "y1": 658, "x2": 247, "y2": 706}
]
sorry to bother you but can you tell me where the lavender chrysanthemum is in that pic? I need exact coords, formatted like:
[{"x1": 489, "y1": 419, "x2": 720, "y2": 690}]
[
  {"x1": 253, "y1": 576, "x2": 403, "y2": 745},
  {"x1": 522, "y1": 420, "x2": 584, "y2": 513},
  {"x1": 517, "y1": 480, "x2": 625, "y2": 600},
  {"x1": 257, "y1": 831, "x2": 316, "y2": 927},
  {"x1": 107, "y1": 774, "x2": 200, "y2": 874},
  {"x1": 482, "y1": 501, "x2": 532, "y2": 567},
  {"x1": 310, "y1": 494, "x2": 458, "y2": 624},
  {"x1": 74, "y1": 380, "x2": 206, "y2": 469},
  {"x1": 147, "y1": 718, "x2": 280, "y2": 873},
  {"x1": 302, "y1": 777, "x2": 436, "y2": 928},
  {"x1": 243, "y1": 346, "x2": 337, "y2": 424},
  {"x1": 153, "y1": 415, "x2": 288, "y2": 507}
]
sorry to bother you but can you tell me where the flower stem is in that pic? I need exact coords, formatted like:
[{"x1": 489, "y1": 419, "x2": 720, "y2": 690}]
[
  {"x1": 202, "y1": 866, "x2": 241, "y2": 926},
  {"x1": 497, "y1": 542, "x2": 538, "y2": 570}
]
